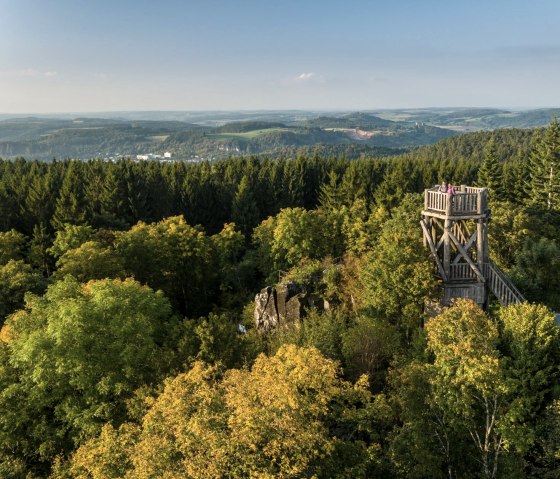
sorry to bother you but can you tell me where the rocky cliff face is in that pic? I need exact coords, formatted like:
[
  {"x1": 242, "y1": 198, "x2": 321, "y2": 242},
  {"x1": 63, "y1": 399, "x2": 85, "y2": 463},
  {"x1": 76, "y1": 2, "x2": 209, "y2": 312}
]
[{"x1": 254, "y1": 282, "x2": 306, "y2": 331}]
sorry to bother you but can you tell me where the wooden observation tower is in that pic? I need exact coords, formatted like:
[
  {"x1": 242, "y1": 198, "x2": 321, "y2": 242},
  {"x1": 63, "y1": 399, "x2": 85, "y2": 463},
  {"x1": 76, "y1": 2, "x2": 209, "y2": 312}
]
[{"x1": 421, "y1": 185, "x2": 525, "y2": 308}]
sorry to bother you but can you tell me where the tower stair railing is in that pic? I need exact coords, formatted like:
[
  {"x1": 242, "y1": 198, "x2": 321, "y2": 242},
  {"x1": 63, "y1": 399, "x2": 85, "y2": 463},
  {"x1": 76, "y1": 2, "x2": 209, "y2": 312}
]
[{"x1": 483, "y1": 261, "x2": 525, "y2": 307}]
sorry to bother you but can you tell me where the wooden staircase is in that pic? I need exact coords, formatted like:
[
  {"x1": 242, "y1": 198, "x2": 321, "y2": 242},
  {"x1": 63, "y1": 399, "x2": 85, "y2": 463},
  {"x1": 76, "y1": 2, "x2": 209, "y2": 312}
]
[{"x1": 483, "y1": 261, "x2": 525, "y2": 307}]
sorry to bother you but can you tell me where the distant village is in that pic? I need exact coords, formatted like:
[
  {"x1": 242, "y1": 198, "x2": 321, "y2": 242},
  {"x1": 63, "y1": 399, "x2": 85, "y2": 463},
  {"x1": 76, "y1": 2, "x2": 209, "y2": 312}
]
[
  {"x1": 95, "y1": 151, "x2": 217, "y2": 163},
  {"x1": 136, "y1": 151, "x2": 173, "y2": 161}
]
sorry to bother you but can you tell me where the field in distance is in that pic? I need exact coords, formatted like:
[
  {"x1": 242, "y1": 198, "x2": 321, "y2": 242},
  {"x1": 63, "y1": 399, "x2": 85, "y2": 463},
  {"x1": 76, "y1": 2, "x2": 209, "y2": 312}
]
[{"x1": 0, "y1": 107, "x2": 558, "y2": 161}]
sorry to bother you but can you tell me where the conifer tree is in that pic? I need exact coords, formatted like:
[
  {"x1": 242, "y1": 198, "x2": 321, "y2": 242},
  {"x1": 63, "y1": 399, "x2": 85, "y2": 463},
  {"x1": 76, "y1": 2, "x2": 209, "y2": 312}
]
[
  {"x1": 0, "y1": 181, "x2": 17, "y2": 231},
  {"x1": 83, "y1": 161, "x2": 105, "y2": 219},
  {"x1": 52, "y1": 162, "x2": 86, "y2": 229},
  {"x1": 25, "y1": 171, "x2": 56, "y2": 228},
  {"x1": 477, "y1": 136, "x2": 505, "y2": 201},
  {"x1": 28, "y1": 223, "x2": 53, "y2": 276},
  {"x1": 318, "y1": 170, "x2": 344, "y2": 211},
  {"x1": 98, "y1": 166, "x2": 127, "y2": 228},
  {"x1": 283, "y1": 158, "x2": 305, "y2": 207},
  {"x1": 529, "y1": 117, "x2": 560, "y2": 210},
  {"x1": 231, "y1": 175, "x2": 259, "y2": 236},
  {"x1": 510, "y1": 147, "x2": 530, "y2": 204}
]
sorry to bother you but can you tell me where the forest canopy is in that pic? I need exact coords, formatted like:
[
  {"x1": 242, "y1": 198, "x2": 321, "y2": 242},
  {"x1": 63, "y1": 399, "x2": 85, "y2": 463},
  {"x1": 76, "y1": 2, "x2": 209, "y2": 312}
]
[{"x1": 0, "y1": 120, "x2": 559, "y2": 478}]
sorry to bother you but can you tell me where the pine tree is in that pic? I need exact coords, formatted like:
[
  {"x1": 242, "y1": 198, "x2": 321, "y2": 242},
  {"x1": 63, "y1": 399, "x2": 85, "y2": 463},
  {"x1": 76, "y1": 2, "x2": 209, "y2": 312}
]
[
  {"x1": 477, "y1": 136, "x2": 505, "y2": 201},
  {"x1": 283, "y1": 158, "x2": 305, "y2": 207},
  {"x1": 28, "y1": 223, "x2": 53, "y2": 276},
  {"x1": 25, "y1": 171, "x2": 56, "y2": 228},
  {"x1": 52, "y1": 162, "x2": 87, "y2": 229},
  {"x1": 318, "y1": 171, "x2": 344, "y2": 211},
  {"x1": 231, "y1": 175, "x2": 259, "y2": 236},
  {"x1": 98, "y1": 166, "x2": 128, "y2": 228},
  {"x1": 510, "y1": 147, "x2": 530, "y2": 204},
  {"x1": 529, "y1": 117, "x2": 560, "y2": 210},
  {"x1": 83, "y1": 160, "x2": 105, "y2": 219}
]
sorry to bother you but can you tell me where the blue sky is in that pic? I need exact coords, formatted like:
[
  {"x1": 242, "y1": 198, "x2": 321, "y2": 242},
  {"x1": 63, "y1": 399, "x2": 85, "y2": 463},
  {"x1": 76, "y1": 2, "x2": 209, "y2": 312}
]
[{"x1": 1, "y1": 0, "x2": 559, "y2": 112}]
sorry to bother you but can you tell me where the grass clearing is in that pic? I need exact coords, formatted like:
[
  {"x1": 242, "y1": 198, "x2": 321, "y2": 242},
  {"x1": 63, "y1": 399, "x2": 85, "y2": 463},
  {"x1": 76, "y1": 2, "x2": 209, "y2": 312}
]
[{"x1": 209, "y1": 128, "x2": 295, "y2": 140}]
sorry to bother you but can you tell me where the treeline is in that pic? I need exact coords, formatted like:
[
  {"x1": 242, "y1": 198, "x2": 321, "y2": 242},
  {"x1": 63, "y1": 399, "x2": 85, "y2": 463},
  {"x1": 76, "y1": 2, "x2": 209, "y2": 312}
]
[{"x1": 0, "y1": 122, "x2": 559, "y2": 478}]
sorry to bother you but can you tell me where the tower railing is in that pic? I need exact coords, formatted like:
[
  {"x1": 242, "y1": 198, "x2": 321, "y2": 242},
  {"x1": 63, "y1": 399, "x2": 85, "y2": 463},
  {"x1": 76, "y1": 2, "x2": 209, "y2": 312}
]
[
  {"x1": 448, "y1": 263, "x2": 478, "y2": 281},
  {"x1": 424, "y1": 186, "x2": 487, "y2": 216}
]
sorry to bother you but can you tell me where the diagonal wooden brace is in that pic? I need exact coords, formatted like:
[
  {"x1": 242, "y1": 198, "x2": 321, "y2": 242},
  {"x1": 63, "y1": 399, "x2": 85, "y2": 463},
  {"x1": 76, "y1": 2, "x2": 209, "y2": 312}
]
[
  {"x1": 448, "y1": 229, "x2": 485, "y2": 281},
  {"x1": 452, "y1": 230, "x2": 477, "y2": 264},
  {"x1": 420, "y1": 219, "x2": 448, "y2": 281}
]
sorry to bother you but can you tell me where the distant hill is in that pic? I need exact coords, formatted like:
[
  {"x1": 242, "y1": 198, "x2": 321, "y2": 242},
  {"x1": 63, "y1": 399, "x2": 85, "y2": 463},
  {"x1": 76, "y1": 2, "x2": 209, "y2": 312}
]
[
  {"x1": 0, "y1": 107, "x2": 558, "y2": 161},
  {"x1": 302, "y1": 113, "x2": 394, "y2": 129},
  {"x1": 216, "y1": 121, "x2": 287, "y2": 133},
  {"x1": 373, "y1": 107, "x2": 560, "y2": 130}
]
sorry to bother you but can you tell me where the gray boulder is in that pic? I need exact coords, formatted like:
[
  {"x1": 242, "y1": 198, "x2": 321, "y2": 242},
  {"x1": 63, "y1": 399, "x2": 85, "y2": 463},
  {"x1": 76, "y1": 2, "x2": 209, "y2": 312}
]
[{"x1": 254, "y1": 282, "x2": 304, "y2": 331}]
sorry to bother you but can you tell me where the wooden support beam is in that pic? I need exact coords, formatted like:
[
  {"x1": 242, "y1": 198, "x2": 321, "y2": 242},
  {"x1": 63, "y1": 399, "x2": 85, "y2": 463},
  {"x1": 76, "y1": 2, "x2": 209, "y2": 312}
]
[
  {"x1": 477, "y1": 219, "x2": 484, "y2": 268},
  {"x1": 436, "y1": 235, "x2": 445, "y2": 252},
  {"x1": 420, "y1": 220, "x2": 448, "y2": 281},
  {"x1": 453, "y1": 230, "x2": 477, "y2": 264},
  {"x1": 448, "y1": 229, "x2": 485, "y2": 282},
  {"x1": 431, "y1": 217, "x2": 444, "y2": 232},
  {"x1": 443, "y1": 218, "x2": 451, "y2": 278}
]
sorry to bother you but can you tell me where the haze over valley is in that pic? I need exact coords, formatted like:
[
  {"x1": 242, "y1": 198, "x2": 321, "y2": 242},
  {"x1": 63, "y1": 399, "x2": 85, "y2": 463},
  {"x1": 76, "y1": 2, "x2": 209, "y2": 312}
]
[{"x1": 1, "y1": 107, "x2": 559, "y2": 161}]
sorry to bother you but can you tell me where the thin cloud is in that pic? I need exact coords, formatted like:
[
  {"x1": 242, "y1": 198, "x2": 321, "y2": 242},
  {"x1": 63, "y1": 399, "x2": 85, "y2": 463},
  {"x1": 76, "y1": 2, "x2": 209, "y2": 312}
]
[
  {"x1": 44, "y1": 71, "x2": 58, "y2": 77},
  {"x1": 294, "y1": 72, "x2": 326, "y2": 83}
]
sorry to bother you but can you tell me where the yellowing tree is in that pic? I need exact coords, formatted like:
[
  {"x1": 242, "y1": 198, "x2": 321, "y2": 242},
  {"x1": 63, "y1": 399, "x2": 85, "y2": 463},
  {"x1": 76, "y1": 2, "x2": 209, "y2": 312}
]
[{"x1": 64, "y1": 345, "x2": 386, "y2": 479}]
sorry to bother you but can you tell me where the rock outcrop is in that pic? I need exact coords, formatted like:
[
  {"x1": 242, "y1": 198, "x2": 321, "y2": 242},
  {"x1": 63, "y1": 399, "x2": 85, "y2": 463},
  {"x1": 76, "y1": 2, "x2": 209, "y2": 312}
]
[{"x1": 254, "y1": 282, "x2": 305, "y2": 331}]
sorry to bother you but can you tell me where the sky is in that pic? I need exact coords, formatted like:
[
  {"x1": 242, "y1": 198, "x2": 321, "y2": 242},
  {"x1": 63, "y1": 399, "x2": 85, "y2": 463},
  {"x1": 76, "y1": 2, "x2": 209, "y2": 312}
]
[{"x1": 1, "y1": 0, "x2": 560, "y2": 113}]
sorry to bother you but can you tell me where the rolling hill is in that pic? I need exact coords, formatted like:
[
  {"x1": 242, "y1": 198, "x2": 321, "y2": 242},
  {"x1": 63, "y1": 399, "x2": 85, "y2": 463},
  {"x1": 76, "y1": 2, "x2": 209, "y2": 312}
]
[{"x1": 0, "y1": 107, "x2": 557, "y2": 161}]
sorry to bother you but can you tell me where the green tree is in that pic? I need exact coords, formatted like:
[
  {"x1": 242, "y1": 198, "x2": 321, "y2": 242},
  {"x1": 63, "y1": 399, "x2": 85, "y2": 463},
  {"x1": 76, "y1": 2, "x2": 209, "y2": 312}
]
[
  {"x1": 318, "y1": 170, "x2": 345, "y2": 211},
  {"x1": 342, "y1": 316, "x2": 401, "y2": 389},
  {"x1": 98, "y1": 165, "x2": 128, "y2": 228},
  {"x1": 478, "y1": 136, "x2": 505, "y2": 201},
  {"x1": 0, "y1": 277, "x2": 179, "y2": 472},
  {"x1": 512, "y1": 238, "x2": 560, "y2": 309},
  {"x1": 0, "y1": 260, "x2": 45, "y2": 324},
  {"x1": 510, "y1": 147, "x2": 530, "y2": 204},
  {"x1": 0, "y1": 229, "x2": 27, "y2": 265},
  {"x1": 53, "y1": 241, "x2": 125, "y2": 283},
  {"x1": 388, "y1": 359, "x2": 466, "y2": 479},
  {"x1": 48, "y1": 224, "x2": 95, "y2": 259},
  {"x1": 488, "y1": 202, "x2": 534, "y2": 270},
  {"x1": 530, "y1": 400, "x2": 560, "y2": 478},
  {"x1": 498, "y1": 303, "x2": 559, "y2": 454},
  {"x1": 341, "y1": 201, "x2": 389, "y2": 255},
  {"x1": 253, "y1": 207, "x2": 343, "y2": 283},
  {"x1": 231, "y1": 175, "x2": 260, "y2": 236},
  {"x1": 28, "y1": 222, "x2": 53, "y2": 276},
  {"x1": 115, "y1": 216, "x2": 215, "y2": 315},
  {"x1": 52, "y1": 162, "x2": 87, "y2": 229},
  {"x1": 529, "y1": 117, "x2": 560, "y2": 210},
  {"x1": 358, "y1": 195, "x2": 436, "y2": 336},
  {"x1": 426, "y1": 300, "x2": 508, "y2": 479},
  {"x1": 25, "y1": 170, "x2": 57, "y2": 228}
]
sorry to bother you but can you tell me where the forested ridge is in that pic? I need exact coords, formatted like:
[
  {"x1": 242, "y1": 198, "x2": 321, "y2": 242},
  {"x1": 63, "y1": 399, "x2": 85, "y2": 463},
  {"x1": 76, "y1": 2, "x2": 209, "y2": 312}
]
[{"x1": 0, "y1": 121, "x2": 560, "y2": 478}]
